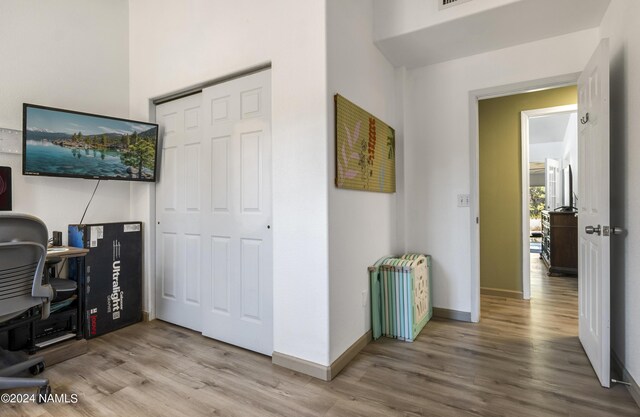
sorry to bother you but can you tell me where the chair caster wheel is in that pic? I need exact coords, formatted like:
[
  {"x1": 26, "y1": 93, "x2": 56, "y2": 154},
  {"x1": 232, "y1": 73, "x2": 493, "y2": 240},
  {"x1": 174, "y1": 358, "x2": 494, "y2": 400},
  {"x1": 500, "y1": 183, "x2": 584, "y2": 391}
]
[
  {"x1": 37, "y1": 385, "x2": 51, "y2": 403},
  {"x1": 29, "y1": 362, "x2": 45, "y2": 375}
]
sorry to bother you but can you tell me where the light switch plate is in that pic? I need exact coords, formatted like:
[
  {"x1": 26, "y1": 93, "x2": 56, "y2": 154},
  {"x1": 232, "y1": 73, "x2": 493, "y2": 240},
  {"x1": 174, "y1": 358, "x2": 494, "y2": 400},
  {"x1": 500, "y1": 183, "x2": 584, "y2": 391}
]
[{"x1": 457, "y1": 194, "x2": 470, "y2": 207}]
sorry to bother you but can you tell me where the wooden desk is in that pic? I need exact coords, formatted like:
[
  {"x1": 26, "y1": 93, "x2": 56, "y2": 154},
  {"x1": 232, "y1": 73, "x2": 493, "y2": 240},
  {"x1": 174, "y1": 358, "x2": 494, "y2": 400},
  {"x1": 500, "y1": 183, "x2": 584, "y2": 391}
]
[{"x1": 46, "y1": 246, "x2": 89, "y2": 259}]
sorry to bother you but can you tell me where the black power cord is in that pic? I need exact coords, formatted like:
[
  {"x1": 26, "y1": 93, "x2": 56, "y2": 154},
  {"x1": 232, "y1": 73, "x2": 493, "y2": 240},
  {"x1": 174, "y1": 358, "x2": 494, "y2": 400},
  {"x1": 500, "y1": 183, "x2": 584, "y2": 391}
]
[
  {"x1": 56, "y1": 180, "x2": 101, "y2": 277},
  {"x1": 79, "y1": 180, "x2": 101, "y2": 225}
]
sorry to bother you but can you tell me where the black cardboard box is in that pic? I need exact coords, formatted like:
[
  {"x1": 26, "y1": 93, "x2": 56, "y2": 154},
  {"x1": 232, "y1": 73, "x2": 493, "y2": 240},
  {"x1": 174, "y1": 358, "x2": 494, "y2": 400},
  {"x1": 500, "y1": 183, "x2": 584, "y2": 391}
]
[{"x1": 68, "y1": 222, "x2": 142, "y2": 338}]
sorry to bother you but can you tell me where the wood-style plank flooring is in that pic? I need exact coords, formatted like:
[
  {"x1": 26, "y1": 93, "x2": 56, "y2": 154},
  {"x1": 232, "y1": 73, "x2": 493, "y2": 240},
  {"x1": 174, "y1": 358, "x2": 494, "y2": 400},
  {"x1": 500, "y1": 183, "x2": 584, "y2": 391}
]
[{"x1": 4, "y1": 255, "x2": 639, "y2": 416}]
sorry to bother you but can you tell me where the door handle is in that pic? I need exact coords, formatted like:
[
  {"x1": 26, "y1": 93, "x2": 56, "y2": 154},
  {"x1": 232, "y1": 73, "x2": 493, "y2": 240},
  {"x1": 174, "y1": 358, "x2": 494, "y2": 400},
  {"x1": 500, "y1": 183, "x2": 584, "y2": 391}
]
[
  {"x1": 611, "y1": 226, "x2": 624, "y2": 235},
  {"x1": 585, "y1": 225, "x2": 601, "y2": 235}
]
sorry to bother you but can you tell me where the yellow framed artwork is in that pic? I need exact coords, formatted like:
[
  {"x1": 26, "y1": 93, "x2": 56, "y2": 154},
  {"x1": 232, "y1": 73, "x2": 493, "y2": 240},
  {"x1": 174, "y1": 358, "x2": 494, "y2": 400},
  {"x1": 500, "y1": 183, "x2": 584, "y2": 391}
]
[{"x1": 335, "y1": 94, "x2": 395, "y2": 193}]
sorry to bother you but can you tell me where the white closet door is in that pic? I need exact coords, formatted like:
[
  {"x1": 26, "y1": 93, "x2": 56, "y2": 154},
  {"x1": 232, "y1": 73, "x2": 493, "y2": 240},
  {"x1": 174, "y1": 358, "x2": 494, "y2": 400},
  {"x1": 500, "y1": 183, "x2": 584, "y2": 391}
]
[
  {"x1": 155, "y1": 93, "x2": 205, "y2": 331},
  {"x1": 155, "y1": 70, "x2": 272, "y2": 355},
  {"x1": 201, "y1": 70, "x2": 273, "y2": 355}
]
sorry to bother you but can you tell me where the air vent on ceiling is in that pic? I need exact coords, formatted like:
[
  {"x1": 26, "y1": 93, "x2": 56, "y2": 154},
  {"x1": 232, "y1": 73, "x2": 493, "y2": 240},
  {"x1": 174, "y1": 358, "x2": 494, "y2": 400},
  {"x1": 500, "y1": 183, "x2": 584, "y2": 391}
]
[{"x1": 439, "y1": 0, "x2": 473, "y2": 11}]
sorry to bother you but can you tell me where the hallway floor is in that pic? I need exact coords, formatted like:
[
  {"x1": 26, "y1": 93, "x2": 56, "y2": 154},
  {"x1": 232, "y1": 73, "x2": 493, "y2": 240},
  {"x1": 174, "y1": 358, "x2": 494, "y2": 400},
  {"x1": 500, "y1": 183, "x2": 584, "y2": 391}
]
[{"x1": 4, "y1": 255, "x2": 639, "y2": 416}]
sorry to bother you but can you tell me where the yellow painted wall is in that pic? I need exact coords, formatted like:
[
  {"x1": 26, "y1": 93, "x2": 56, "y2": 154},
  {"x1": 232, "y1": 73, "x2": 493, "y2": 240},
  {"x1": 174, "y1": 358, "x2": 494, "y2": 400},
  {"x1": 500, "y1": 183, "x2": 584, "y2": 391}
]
[{"x1": 479, "y1": 86, "x2": 576, "y2": 293}]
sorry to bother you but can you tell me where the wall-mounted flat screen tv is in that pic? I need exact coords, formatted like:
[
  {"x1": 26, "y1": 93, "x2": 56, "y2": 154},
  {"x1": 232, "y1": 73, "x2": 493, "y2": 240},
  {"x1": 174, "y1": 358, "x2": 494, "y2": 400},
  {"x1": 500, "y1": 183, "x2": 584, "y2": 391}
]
[{"x1": 23, "y1": 103, "x2": 159, "y2": 182}]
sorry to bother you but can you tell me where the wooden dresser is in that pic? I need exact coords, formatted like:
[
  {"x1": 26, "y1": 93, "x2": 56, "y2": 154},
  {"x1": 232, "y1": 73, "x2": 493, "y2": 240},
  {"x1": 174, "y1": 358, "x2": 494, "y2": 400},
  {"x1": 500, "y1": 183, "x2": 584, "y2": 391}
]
[{"x1": 541, "y1": 210, "x2": 578, "y2": 275}]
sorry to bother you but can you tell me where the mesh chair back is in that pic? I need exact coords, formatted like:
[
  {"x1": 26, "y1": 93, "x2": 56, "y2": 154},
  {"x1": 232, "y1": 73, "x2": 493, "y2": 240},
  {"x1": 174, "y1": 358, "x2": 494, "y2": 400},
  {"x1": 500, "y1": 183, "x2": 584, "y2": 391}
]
[{"x1": 0, "y1": 213, "x2": 51, "y2": 322}]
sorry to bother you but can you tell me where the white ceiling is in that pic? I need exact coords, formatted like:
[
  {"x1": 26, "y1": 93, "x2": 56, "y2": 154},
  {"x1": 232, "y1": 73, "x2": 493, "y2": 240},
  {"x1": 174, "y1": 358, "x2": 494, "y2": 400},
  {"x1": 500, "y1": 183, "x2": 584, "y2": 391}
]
[
  {"x1": 375, "y1": 0, "x2": 611, "y2": 68},
  {"x1": 529, "y1": 112, "x2": 574, "y2": 144}
]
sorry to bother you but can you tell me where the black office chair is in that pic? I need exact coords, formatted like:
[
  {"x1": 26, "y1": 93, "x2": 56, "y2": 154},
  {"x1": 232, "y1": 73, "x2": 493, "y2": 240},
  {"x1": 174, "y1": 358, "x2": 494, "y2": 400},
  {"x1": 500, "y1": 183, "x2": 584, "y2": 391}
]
[{"x1": 0, "y1": 213, "x2": 53, "y2": 396}]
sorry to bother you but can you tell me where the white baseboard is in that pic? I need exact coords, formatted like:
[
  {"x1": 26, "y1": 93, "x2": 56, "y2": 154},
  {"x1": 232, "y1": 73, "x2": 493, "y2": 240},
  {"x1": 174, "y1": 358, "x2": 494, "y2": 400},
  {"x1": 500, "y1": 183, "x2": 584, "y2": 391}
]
[
  {"x1": 272, "y1": 330, "x2": 372, "y2": 381},
  {"x1": 433, "y1": 307, "x2": 472, "y2": 322},
  {"x1": 481, "y1": 287, "x2": 523, "y2": 299},
  {"x1": 272, "y1": 351, "x2": 330, "y2": 380}
]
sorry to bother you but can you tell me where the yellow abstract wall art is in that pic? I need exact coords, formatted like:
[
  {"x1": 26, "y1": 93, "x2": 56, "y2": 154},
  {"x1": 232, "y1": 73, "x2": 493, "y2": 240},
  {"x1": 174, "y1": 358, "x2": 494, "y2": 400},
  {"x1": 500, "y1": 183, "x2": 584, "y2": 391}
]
[{"x1": 334, "y1": 94, "x2": 396, "y2": 193}]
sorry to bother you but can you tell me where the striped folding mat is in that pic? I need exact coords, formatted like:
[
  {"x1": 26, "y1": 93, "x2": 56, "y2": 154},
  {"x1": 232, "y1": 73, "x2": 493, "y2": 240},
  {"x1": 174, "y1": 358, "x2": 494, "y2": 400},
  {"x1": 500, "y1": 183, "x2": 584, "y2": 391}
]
[{"x1": 369, "y1": 253, "x2": 432, "y2": 342}]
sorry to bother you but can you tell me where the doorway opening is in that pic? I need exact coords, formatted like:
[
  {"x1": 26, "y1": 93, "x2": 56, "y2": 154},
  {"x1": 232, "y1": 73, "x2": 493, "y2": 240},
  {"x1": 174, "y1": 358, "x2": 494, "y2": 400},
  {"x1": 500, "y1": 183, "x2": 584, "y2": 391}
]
[
  {"x1": 521, "y1": 105, "x2": 578, "y2": 300},
  {"x1": 470, "y1": 40, "x2": 611, "y2": 387},
  {"x1": 477, "y1": 85, "x2": 578, "y2": 308}
]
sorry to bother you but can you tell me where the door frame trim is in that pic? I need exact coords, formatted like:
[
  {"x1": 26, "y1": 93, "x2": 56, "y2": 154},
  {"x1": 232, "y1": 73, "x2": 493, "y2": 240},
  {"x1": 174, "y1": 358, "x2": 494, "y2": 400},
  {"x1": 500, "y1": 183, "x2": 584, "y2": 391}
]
[
  {"x1": 152, "y1": 62, "x2": 271, "y2": 105},
  {"x1": 520, "y1": 104, "x2": 577, "y2": 300},
  {"x1": 148, "y1": 102, "x2": 158, "y2": 321},
  {"x1": 468, "y1": 72, "x2": 579, "y2": 322}
]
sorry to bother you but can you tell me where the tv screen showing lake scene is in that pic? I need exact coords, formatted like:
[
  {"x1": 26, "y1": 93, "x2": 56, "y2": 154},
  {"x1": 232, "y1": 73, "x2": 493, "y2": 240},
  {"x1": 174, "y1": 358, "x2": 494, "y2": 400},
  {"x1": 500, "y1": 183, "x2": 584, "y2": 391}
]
[{"x1": 23, "y1": 104, "x2": 159, "y2": 182}]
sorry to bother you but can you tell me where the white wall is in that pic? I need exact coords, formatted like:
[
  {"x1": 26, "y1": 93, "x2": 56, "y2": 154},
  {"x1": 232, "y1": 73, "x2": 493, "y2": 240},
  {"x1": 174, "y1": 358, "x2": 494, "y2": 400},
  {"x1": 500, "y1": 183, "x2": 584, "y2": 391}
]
[
  {"x1": 562, "y1": 113, "x2": 578, "y2": 166},
  {"x1": 529, "y1": 142, "x2": 563, "y2": 163},
  {"x1": 0, "y1": 0, "x2": 131, "y2": 239},
  {"x1": 404, "y1": 29, "x2": 599, "y2": 313},
  {"x1": 372, "y1": 0, "x2": 518, "y2": 40},
  {"x1": 562, "y1": 113, "x2": 578, "y2": 193},
  {"x1": 128, "y1": 0, "x2": 330, "y2": 366},
  {"x1": 327, "y1": 0, "x2": 399, "y2": 363},
  {"x1": 528, "y1": 114, "x2": 577, "y2": 192},
  {"x1": 600, "y1": 0, "x2": 640, "y2": 386}
]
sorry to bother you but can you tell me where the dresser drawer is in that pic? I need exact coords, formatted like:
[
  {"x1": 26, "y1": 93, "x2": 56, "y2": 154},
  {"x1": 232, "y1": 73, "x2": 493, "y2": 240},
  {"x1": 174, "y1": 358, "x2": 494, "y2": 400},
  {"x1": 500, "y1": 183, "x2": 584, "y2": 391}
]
[{"x1": 549, "y1": 212, "x2": 577, "y2": 227}]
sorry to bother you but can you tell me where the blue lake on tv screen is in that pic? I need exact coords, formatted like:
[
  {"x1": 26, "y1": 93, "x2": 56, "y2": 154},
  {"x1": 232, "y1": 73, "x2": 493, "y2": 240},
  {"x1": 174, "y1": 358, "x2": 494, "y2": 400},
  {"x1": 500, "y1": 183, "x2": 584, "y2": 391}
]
[{"x1": 25, "y1": 141, "x2": 153, "y2": 179}]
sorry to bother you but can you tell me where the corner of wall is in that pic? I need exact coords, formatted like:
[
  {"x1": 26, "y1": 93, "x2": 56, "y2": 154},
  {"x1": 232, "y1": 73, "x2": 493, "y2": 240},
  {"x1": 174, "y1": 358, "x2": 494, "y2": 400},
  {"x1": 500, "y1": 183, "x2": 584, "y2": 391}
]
[
  {"x1": 326, "y1": 0, "x2": 400, "y2": 364},
  {"x1": 394, "y1": 66, "x2": 408, "y2": 254}
]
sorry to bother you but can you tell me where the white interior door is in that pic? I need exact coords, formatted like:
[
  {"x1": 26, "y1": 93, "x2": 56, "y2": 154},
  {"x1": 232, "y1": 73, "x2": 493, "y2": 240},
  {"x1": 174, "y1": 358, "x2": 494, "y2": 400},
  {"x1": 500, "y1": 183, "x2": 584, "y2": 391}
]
[
  {"x1": 545, "y1": 158, "x2": 561, "y2": 210},
  {"x1": 578, "y1": 39, "x2": 610, "y2": 388},
  {"x1": 201, "y1": 70, "x2": 273, "y2": 355},
  {"x1": 155, "y1": 93, "x2": 204, "y2": 331}
]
